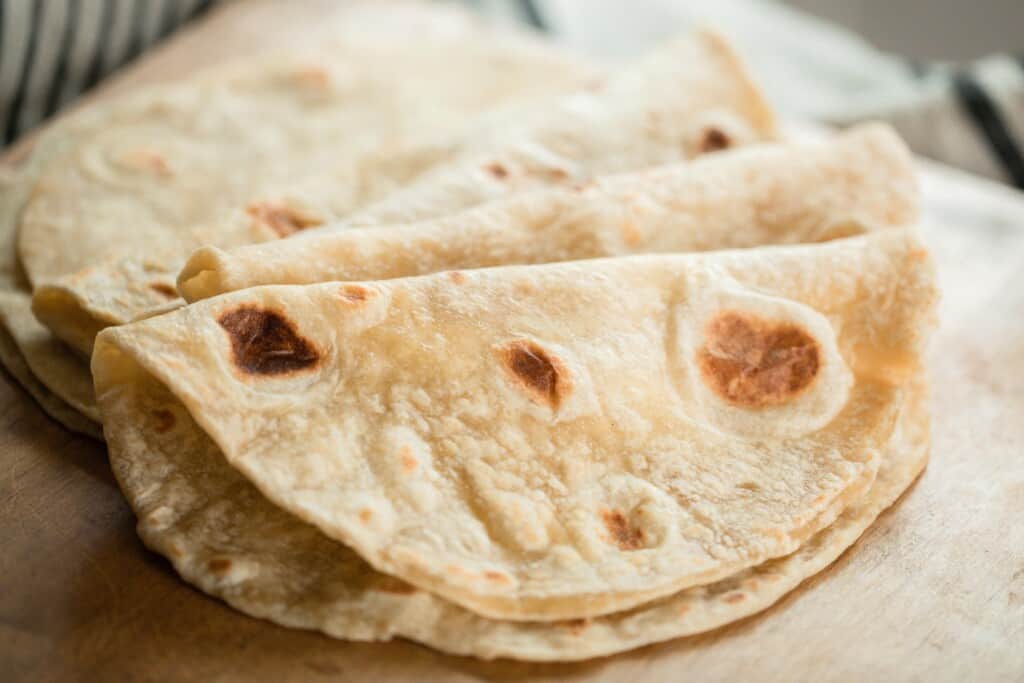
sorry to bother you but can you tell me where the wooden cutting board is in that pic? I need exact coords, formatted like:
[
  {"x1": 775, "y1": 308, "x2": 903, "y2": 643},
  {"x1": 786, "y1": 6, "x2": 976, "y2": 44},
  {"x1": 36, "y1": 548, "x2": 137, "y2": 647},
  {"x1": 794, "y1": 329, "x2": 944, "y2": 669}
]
[{"x1": 1, "y1": 1, "x2": 1021, "y2": 680}]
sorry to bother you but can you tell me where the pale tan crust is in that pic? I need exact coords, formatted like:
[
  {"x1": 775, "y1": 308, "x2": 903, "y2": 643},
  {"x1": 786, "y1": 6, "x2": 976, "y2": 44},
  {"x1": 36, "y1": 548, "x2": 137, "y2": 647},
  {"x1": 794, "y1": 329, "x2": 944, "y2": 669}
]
[
  {"x1": 34, "y1": 29, "x2": 778, "y2": 357},
  {"x1": 93, "y1": 229, "x2": 937, "y2": 622}
]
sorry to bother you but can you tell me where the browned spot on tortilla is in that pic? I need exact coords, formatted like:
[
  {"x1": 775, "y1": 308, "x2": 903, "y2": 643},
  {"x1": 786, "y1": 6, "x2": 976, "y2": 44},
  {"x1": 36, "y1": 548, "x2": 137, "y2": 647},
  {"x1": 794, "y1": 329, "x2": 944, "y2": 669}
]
[
  {"x1": 563, "y1": 618, "x2": 590, "y2": 635},
  {"x1": 515, "y1": 280, "x2": 537, "y2": 295},
  {"x1": 245, "y1": 201, "x2": 323, "y2": 238},
  {"x1": 338, "y1": 284, "x2": 370, "y2": 304},
  {"x1": 484, "y1": 570, "x2": 511, "y2": 584},
  {"x1": 545, "y1": 167, "x2": 569, "y2": 182},
  {"x1": 723, "y1": 592, "x2": 746, "y2": 604},
  {"x1": 119, "y1": 148, "x2": 173, "y2": 177},
  {"x1": 697, "y1": 311, "x2": 820, "y2": 407},
  {"x1": 292, "y1": 65, "x2": 330, "y2": 88},
  {"x1": 496, "y1": 340, "x2": 570, "y2": 409},
  {"x1": 446, "y1": 564, "x2": 477, "y2": 580},
  {"x1": 621, "y1": 218, "x2": 641, "y2": 246},
  {"x1": 207, "y1": 558, "x2": 232, "y2": 574},
  {"x1": 149, "y1": 282, "x2": 177, "y2": 299},
  {"x1": 677, "y1": 604, "x2": 690, "y2": 616},
  {"x1": 907, "y1": 248, "x2": 929, "y2": 262},
  {"x1": 447, "y1": 270, "x2": 467, "y2": 284},
  {"x1": 698, "y1": 126, "x2": 732, "y2": 154},
  {"x1": 373, "y1": 576, "x2": 417, "y2": 594},
  {"x1": 485, "y1": 162, "x2": 509, "y2": 179},
  {"x1": 398, "y1": 446, "x2": 417, "y2": 473},
  {"x1": 217, "y1": 305, "x2": 319, "y2": 376},
  {"x1": 600, "y1": 509, "x2": 645, "y2": 551},
  {"x1": 358, "y1": 508, "x2": 373, "y2": 524},
  {"x1": 152, "y1": 409, "x2": 175, "y2": 433}
]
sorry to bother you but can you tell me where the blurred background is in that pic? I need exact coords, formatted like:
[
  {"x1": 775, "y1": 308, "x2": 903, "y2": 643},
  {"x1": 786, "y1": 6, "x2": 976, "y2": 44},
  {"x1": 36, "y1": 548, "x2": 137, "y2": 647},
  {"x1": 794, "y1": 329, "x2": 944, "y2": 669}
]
[{"x1": 2, "y1": 0, "x2": 1023, "y2": 185}]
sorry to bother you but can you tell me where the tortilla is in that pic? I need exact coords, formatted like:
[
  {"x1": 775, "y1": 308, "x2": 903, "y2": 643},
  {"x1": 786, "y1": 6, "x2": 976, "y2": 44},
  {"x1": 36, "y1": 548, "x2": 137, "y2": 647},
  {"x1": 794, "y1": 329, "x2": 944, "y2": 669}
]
[
  {"x1": 0, "y1": 144, "x2": 102, "y2": 436},
  {"x1": 96, "y1": 348, "x2": 926, "y2": 659},
  {"x1": 92, "y1": 228, "x2": 937, "y2": 621},
  {"x1": 0, "y1": 6, "x2": 599, "y2": 433},
  {"x1": 32, "y1": 29, "x2": 775, "y2": 358},
  {"x1": 177, "y1": 123, "x2": 914, "y2": 301}
]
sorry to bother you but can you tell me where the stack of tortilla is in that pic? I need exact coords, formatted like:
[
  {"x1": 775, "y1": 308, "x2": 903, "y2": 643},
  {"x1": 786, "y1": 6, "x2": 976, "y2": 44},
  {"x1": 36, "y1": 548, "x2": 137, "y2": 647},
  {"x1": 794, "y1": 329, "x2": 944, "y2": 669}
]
[{"x1": 0, "y1": 3, "x2": 937, "y2": 662}]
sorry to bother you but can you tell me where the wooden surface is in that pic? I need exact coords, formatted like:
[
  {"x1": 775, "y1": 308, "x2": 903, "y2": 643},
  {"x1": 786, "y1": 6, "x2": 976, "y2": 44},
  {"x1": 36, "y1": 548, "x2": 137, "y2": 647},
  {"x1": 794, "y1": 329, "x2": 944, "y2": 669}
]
[{"x1": 1, "y1": 1, "x2": 1022, "y2": 681}]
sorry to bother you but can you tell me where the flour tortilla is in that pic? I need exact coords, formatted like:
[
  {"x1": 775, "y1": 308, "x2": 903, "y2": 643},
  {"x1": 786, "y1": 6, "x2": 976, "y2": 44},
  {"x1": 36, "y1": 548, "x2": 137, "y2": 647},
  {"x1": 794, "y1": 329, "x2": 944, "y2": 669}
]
[
  {"x1": 0, "y1": 6, "x2": 598, "y2": 433},
  {"x1": 32, "y1": 29, "x2": 775, "y2": 358},
  {"x1": 178, "y1": 123, "x2": 914, "y2": 301},
  {"x1": 97, "y1": 349, "x2": 926, "y2": 659},
  {"x1": 93, "y1": 229, "x2": 937, "y2": 621},
  {"x1": 0, "y1": 146, "x2": 102, "y2": 436}
]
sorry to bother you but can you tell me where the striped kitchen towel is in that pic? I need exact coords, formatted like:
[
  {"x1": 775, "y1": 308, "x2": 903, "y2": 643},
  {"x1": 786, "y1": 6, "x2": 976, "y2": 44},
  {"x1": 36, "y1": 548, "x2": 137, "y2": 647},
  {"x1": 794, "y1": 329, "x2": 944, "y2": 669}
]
[{"x1": 0, "y1": 0, "x2": 218, "y2": 146}]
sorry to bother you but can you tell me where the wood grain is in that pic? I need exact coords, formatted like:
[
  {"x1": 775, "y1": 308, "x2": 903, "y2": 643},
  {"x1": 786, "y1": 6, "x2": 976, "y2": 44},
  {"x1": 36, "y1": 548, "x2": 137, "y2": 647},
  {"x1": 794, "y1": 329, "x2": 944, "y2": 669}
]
[{"x1": 1, "y1": 1, "x2": 1021, "y2": 680}]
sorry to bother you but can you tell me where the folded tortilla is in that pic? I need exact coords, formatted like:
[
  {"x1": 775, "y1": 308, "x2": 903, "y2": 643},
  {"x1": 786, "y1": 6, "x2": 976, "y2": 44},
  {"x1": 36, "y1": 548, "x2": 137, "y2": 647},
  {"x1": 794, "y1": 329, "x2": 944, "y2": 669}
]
[
  {"x1": 93, "y1": 228, "x2": 937, "y2": 622},
  {"x1": 177, "y1": 123, "x2": 914, "y2": 302},
  {"x1": 31, "y1": 29, "x2": 775, "y2": 360},
  {"x1": 0, "y1": 6, "x2": 599, "y2": 435}
]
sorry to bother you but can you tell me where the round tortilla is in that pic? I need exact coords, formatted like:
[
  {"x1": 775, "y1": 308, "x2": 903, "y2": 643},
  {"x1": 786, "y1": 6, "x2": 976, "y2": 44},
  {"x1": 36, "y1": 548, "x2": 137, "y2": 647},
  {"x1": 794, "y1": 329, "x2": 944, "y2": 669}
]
[{"x1": 98, "y1": 360, "x2": 926, "y2": 660}]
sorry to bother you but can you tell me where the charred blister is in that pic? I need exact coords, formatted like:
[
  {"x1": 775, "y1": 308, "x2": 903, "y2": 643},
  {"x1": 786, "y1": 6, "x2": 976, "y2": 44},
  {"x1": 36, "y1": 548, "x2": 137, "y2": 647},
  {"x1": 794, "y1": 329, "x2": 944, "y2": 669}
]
[
  {"x1": 217, "y1": 305, "x2": 320, "y2": 376},
  {"x1": 484, "y1": 161, "x2": 509, "y2": 179},
  {"x1": 495, "y1": 339, "x2": 571, "y2": 409},
  {"x1": 697, "y1": 126, "x2": 732, "y2": 154},
  {"x1": 600, "y1": 509, "x2": 647, "y2": 551},
  {"x1": 697, "y1": 311, "x2": 820, "y2": 407}
]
